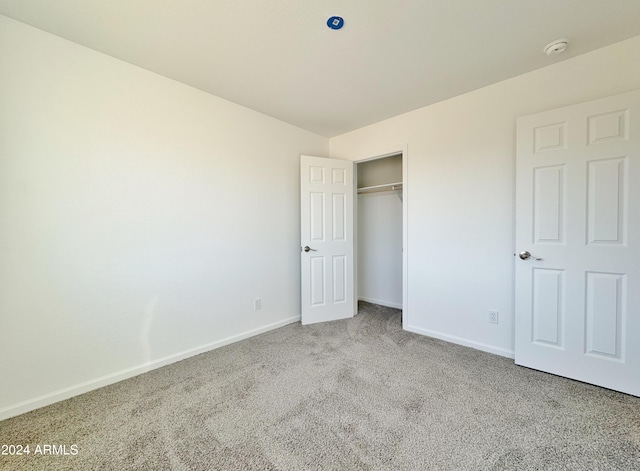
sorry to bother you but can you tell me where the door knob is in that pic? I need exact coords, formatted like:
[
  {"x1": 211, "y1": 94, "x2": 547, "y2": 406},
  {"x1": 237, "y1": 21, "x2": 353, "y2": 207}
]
[
  {"x1": 518, "y1": 251, "x2": 542, "y2": 261},
  {"x1": 302, "y1": 246, "x2": 317, "y2": 253}
]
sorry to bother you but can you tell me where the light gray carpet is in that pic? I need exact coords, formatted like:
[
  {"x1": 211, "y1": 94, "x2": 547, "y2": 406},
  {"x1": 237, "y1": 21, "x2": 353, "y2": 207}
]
[{"x1": 1, "y1": 302, "x2": 639, "y2": 470}]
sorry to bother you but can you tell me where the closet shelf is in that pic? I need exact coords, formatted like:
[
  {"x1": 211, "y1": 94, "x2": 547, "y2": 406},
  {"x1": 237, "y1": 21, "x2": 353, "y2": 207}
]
[{"x1": 357, "y1": 182, "x2": 403, "y2": 194}]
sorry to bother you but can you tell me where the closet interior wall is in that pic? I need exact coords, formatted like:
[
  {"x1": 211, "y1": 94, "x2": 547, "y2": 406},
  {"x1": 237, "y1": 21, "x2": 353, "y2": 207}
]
[{"x1": 356, "y1": 154, "x2": 403, "y2": 309}]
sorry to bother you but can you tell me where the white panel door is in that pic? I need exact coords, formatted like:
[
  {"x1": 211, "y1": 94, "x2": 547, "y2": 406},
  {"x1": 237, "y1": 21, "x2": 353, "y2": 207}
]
[
  {"x1": 300, "y1": 155, "x2": 355, "y2": 325},
  {"x1": 515, "y1": 90, "x2": 640, "y2": 396}
]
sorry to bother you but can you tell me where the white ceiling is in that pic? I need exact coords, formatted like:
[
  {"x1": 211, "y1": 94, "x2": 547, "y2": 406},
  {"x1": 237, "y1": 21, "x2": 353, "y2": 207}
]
[{"x1": 1, "y1": 1, "x2": 640, "y2": 137}]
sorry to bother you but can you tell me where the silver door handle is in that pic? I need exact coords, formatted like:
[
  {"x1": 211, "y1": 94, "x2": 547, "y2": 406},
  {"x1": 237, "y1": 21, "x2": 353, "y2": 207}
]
[
  {"x1": 518, "y1": 251, "x2": 542, "y2": 261},
  {"x1": 302, "y1": 246, "x2": 317, "y2": 253}
]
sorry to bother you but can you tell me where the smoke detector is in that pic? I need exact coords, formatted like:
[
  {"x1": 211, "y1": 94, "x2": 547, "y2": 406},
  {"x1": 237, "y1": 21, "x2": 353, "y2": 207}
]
[{"x1": 544, "y1": 38, "x2": 569, "y2": 56}]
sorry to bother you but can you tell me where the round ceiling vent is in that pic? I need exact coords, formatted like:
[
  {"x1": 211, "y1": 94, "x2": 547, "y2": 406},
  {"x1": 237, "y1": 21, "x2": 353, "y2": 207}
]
[{"x1": 544, "y1": 39, "x2": 569, "y2": 56}]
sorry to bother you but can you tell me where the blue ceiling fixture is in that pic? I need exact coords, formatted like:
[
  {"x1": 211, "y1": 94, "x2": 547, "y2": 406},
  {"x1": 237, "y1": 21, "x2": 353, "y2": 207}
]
[{"x1": 327, "y1": 16, "x2": 344, "y2": 30}]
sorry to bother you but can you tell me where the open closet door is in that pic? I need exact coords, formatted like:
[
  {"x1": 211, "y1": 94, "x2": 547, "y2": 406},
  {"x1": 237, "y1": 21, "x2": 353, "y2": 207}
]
[{"x1": 300, "y1": 155, "x2": 355, "y2": 325}]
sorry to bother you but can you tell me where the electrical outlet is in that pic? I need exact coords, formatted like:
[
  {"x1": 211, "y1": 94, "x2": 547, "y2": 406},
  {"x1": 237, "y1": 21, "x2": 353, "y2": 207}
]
[
  {"x1": 254, "y1": 298, "x2": 261, "y2": 310},
  {"x1": 489, "y1": 310, "x2": 499, "y2": 324}
]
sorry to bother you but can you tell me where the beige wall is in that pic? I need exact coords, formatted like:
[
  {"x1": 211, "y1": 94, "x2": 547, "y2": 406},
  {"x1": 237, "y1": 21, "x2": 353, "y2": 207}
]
[
  {"x1": 0, "y1": 16, "x2": 328, "y2": 419},
  {"x1": 330, "y1": 35, "x2": 640, "y2": 357}
]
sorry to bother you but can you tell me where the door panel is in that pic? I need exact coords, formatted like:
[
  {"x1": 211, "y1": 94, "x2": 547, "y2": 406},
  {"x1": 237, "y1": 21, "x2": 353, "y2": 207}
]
[
  {"x1": 301, "y1": 155, "x2": 354, "y2": 325},
  {"x1": 532, "y1": 268, "x2": 564, "y2": 347},
  {"x1": 533, "y1": 165, "x2": 565, "y2": 243},
  {"x1": 332, "y1": 255, "x2": 347, "y2": 303},
  {"x1": 332, "y1": 194, "x2": 346, "y2": 240},
  {"x1": 587, "y1": 157, "x2": 626, "y2": 244},
  {"x1": 515, "y1": 90, "x2": 640, "y2": 396},
  {"x1": 585, "y1": 272, "x2": 624, "y2": 359}
]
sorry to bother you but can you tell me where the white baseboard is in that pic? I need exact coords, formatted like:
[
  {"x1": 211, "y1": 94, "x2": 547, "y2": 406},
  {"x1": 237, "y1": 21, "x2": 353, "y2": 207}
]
[
  {"x1": 358, "y1": 296, "x2": 402, "y2": 310},
  {"x1": 0, "y1": 315, "x2": 300, "y2": 422},
  {"x1": 405, "y1": 324, "x2": 515, "y2": 359}
]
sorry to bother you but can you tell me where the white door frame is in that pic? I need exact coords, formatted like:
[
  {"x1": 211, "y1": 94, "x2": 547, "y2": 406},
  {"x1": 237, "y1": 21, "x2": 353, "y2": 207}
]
[{"x1": 353, "y1": 144, "x2": 408, "y2": 328}]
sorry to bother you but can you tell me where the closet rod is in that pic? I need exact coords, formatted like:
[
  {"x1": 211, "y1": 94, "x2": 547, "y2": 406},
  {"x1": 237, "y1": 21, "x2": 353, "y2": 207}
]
[{"x1": 357, "y1": 181, "x2": 403, "y2": 194}]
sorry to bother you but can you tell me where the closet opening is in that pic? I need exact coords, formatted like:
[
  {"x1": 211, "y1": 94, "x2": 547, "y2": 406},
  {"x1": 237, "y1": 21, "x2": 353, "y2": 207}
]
[{"x1": 355, "y1": 151, "x2": 406, "y2": 327}]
